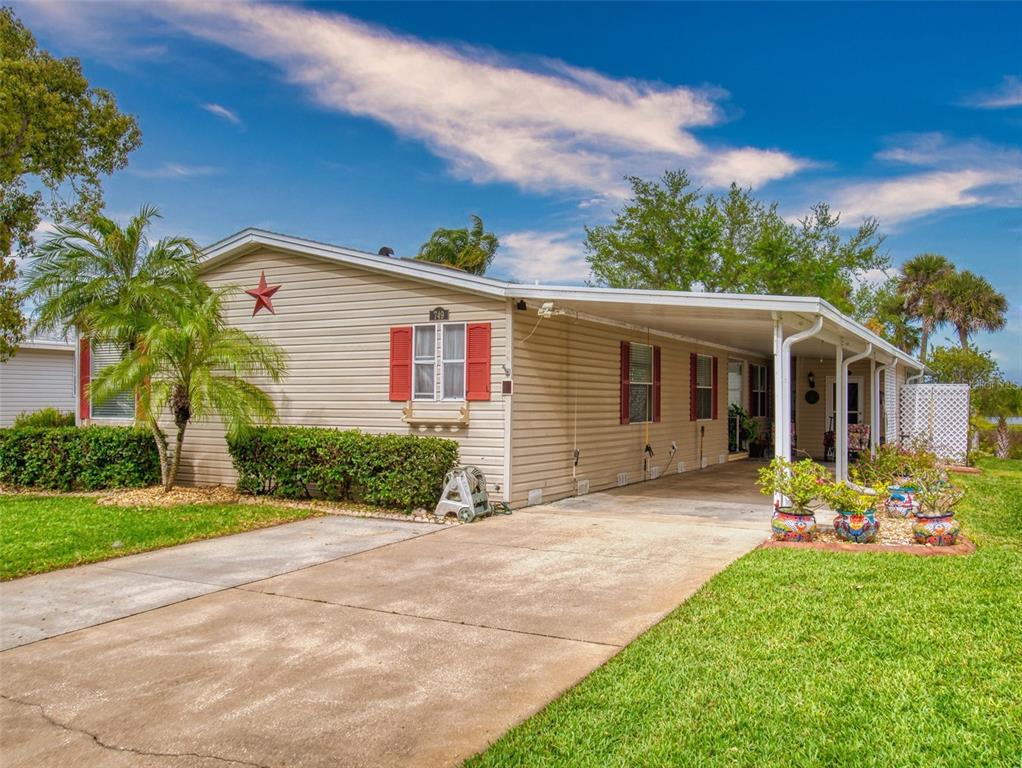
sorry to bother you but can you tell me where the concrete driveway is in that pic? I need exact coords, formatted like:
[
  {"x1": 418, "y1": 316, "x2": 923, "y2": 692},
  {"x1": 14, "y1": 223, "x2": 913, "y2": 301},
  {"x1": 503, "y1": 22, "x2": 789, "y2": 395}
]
[{"x1": 1, "y1": 472, "x2": 769, "y2": 768}]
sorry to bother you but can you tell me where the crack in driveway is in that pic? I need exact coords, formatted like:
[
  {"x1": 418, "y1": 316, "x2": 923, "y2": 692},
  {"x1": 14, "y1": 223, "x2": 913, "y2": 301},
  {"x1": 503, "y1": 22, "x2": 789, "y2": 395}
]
[{"x1": 1, "y1": 694, "x2": 272, "y2": 768}]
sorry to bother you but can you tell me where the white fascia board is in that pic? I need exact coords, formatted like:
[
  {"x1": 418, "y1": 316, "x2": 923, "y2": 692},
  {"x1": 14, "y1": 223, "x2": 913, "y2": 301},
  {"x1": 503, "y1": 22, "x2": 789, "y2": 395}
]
[
  {"x1": 509, "y1": 284, "x2": 823, "y2": 314},
  {"x1": 17, "y1": 340, "x2": 75, "y2": 352},
  {"x1": 200, "y1": 229, "x2": 508, "y2": 299},
  {"x1": 816, "y1": 300, "x2": 927, "y2": 374}
]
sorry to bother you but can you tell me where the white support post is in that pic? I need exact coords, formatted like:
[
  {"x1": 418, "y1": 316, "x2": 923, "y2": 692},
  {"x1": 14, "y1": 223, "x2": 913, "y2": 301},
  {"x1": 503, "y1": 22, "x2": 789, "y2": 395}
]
[
  {"x1": 835, "y1": 344, "x2": 844, "y2": 480},
  {"x1": 872, "y1": 360, "x2": 887, "y2": 456},
  {"x1": 839, "y1": 343, "x2": 873, "y2": 482},
  {"x1": 772, "y1": 315, "x2": 785, "y2": 467}
]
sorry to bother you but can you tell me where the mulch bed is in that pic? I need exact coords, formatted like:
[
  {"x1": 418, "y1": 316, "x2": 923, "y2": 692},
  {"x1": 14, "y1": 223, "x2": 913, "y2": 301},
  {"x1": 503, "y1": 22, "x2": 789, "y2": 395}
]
[
  {"x1": 1, "y1": 483, "x2": 460, "y2": 526},
  {"x1": 763, "y1": 510, "x2": 975, "y2": 556}
]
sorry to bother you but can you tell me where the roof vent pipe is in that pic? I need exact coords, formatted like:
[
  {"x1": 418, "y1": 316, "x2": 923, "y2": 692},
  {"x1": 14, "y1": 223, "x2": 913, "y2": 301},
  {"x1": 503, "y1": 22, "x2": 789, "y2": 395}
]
[{"x1": 378, "y1": 246, "x2": 395, "y2": 257}]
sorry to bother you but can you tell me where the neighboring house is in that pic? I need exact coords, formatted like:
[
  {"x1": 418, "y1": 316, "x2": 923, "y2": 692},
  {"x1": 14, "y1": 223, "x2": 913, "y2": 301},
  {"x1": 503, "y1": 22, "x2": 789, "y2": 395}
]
[
  {"x1": 80, "y1": 229, "x2": 926, "y2": 506},
  {"x1": 0, "y1": 337, "x2": 76, "y2": 426}
]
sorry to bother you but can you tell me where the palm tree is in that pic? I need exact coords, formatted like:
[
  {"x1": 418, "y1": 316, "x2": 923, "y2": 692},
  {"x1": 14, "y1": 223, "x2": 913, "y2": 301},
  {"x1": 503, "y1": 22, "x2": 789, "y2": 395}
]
[
  {"x1": 23, "y1": 205, "x2": 199, "y2": 342},
  {"x1": 974, "y1": 379, "x2": 1022, "y2": 459},
  {"x1": 940, "y1": 270, "x2": 1007, "y2": 349},
  {"x1": 416, "y1": 214, "x2": 499, "y2": 275},
  {"x1": 897, "y1": 253, "x2": 954, "y2": 362},
  {"x1": 91, "y1": 282, "x2": 287, "y2": 489}
]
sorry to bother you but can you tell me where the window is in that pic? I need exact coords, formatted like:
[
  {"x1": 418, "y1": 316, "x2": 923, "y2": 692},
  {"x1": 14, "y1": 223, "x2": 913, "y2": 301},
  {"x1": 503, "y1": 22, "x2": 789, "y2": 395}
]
[
  {"x1": 413, "y1": 326, "x2": 436, "y2": 399},
  {"x1": 727, "y1": 361, "x2": 743, "y2": 409},
  {"x1": 750, "y1": 364, "x2": 769, "y2": 417},
  {"x1": 695, "y1": 354, "x2": 714, "y2": 420},
  {"x1": 91, "y1": 342, "x2": 134, "y2": 419},
  {"x1": 413, "y1": 323, "x2": 466, "y2": 401},
  {"x1": 628, "y1": 342, "x2": 653, "y2": 423},
  {"x1": 441, "y1": 324, "x2": 465, "y2": 400}
]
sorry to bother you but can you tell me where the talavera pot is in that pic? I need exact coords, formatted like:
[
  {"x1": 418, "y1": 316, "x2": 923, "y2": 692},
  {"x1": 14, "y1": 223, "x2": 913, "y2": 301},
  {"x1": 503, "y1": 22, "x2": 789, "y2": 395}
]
[
  {"x1": 771, "y1": 508, "x2": 817, "y2": 542},
  {"x1": 912, "y1": 512, "x2": 961, "y2": 546},
  {"x1": 885, "y1": 486, "x2": 918, "y2": 517},
  {"x1": 833, "y1": 509, "x2": 879, "y2": 543}
]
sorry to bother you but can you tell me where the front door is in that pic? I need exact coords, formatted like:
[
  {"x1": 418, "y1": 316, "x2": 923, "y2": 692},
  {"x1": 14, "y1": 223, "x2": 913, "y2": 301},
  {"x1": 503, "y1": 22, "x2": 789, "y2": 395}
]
[
  {"x1": 727, "y1": 361, "x2": 744, "y2": 452},
  {"x1": 826, "y1": 376, "x2": 864, "y2": 428}
]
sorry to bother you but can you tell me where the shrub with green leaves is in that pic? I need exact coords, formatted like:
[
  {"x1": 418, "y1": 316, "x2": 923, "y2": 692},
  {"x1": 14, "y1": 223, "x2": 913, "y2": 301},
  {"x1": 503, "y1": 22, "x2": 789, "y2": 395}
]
[
  {"x1": 757, "y1": 457, "x2": 829, "y2": 513},
  {"x1": 12, "y1": 407, "x2": 75, "y2": 428},
  {"x1": 228, "y1": 426, "x2": 460, "y2": 511},
  {"x1": 0, "y1": 426, "x2": 160, "y2": 490},
  {"x1": 824, "y1": 481, "x2": 881, "y2": 514}
]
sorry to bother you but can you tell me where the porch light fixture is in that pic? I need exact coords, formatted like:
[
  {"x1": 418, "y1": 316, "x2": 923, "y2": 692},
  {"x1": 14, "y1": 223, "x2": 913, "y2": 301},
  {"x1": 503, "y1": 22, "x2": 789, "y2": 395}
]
[{"x1": 808, "y1": 371, "x2": 816, "y2": 389}]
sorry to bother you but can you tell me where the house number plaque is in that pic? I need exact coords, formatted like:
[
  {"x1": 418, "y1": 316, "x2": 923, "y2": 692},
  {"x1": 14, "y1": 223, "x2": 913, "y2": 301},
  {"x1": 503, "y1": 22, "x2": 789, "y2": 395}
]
[{"x1": 429, "y1": 307, "x2": 450, "y2": 321}]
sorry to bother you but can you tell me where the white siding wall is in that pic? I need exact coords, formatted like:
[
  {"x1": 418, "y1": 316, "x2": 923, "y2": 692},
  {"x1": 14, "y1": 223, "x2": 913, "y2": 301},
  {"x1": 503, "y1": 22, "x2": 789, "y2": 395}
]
[
  {"x1": 170, "y1": 249, "x2": 509, "y2": 499},
  {"x1": 0, "y1": 348, "x2": 76, "y2": 426},
  {"x1": 508, "y1": 311, "x2": 764, "y2": 507}
]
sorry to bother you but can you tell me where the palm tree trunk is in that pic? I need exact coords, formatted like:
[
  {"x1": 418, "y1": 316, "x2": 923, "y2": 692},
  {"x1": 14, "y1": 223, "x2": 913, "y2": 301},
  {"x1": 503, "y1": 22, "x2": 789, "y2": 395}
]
[
  {"x1": 958, "y1": 325, "x2": 970, "y2": 349},
  {"x1": 148, "y1": 419, "x2": 171, "y2": 489},
  {"x1": 996, "y1": 417, "x2": 1010, "y2": 460},
  {"x1": 919, "y1": 326, "x2": 929, "y2": 361},
  {"x1": 167, "y1": 421, "x2": 188, "y2": 491}
]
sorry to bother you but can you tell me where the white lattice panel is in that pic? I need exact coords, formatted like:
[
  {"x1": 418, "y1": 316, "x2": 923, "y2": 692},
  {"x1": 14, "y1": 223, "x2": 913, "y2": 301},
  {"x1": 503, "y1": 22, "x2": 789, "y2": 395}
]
[
  {"x1": 899, "y1": 383, "x2": 969, "y2": 463},
  {"x1": 884, "y1": 367, "x2": 898, "y2": 439}
]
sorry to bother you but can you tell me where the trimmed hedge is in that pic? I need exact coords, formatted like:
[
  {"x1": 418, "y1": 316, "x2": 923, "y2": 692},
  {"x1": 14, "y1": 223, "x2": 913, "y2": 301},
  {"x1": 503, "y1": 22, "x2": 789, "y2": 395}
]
[
  {"x1": 0, "y1": 426, "x2": 161, "y2": 490},
  {"x1": 228, "y1": 426, "x2": 460, "y2": 511},
  {"x1": 13, "y1": 407, "x2": 76, "y2": 428}
]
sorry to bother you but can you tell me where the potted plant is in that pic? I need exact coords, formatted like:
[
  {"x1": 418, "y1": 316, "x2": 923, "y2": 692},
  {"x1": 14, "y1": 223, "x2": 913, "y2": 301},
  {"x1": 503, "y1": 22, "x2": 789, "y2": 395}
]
[
  {"x1": 852, "y1": 445, "x2": 918, "y2": 518},
  {"x1": 825, "y1": 481, "x2": 881, "y2": 543},
  {"x1": 757, "y1": 458, "x2": 829, "y2": 541},
  {"x1": 911, "y1": 469, "x2": 964, "y2": 546}
]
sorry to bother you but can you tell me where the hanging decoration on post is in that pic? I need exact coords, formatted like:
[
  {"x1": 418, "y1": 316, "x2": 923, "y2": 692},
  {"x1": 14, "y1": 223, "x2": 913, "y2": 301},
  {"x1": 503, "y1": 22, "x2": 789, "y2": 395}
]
[{"x1": 246, "y1": 271, "x2": 281, "y2": 316}]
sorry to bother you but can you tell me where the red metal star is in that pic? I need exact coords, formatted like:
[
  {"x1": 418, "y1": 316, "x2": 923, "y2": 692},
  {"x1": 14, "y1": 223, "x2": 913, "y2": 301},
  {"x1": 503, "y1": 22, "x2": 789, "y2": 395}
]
[{"x1": 245, "y1": 271, "x2": 281, "y2": 316}]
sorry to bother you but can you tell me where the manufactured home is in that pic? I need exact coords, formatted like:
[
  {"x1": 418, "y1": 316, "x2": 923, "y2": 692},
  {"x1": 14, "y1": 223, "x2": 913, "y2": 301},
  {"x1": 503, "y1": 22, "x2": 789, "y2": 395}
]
[
  {"x1": 77, "y1": 229, "x2": 926, "y2": 506},
  {"x1": 0, "y1": 337, "x2": 76, "y2": 427}
]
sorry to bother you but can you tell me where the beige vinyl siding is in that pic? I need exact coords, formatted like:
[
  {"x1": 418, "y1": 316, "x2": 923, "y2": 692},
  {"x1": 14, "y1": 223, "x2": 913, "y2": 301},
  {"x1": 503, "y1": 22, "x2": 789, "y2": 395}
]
[
  {"x1": 509, "y1": 312, "x2": 746, "y2": 507},
  {"x1": 0, "y1": 348, "x2": 76, "y2": 426},
  {"x1": 170, "y1": 249, "x2": 508, "y2": 500},
  {"x1": 794, "y1": 356, "x2": 878, "y2": 460}
]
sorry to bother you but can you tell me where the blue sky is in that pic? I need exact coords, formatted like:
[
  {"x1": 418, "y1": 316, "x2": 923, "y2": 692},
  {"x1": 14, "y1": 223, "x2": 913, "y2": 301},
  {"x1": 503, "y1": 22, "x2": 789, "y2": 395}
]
[{"x1": 14, "y1": 1, "x2": 1022, "y2": 379}]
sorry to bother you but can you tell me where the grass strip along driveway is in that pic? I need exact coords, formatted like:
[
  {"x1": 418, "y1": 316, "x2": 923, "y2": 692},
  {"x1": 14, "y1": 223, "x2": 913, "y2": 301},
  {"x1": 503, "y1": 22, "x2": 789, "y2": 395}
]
[
  {"x1": 1, "y1": 496, "x2": 321, "y2": 580},
  {"x1": 468, "y1": 459, "x2": 1022, "y2": 768}
]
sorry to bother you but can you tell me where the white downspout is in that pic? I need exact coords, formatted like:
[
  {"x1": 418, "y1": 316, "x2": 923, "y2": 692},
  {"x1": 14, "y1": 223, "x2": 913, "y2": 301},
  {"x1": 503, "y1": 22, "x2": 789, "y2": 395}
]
[
  {"x1": 835, "y1": 344, "x2": 844, "y2": 478},
  {"x1": 771, "y1": 314, "x2": 824, "y2": 508},
  {"x1": 839, "y1": 343, "x2": 873, "y2": 482},
  {"x1": 781, "y1": 317, "x2": 824, "y2": 461},
  {"x1": 872, "y1": 361, "x2": 888, "y2": 456}
]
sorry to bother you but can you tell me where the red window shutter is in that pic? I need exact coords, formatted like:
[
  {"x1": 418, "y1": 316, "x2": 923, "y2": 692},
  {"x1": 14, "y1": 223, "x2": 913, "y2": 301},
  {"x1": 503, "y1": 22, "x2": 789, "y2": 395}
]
[
  {"x1": 689, "y1": 353, "x2": 697, "y2": 421},
  {"x1": 79, "y1": 337, "x2": 91, "y2": 420},
  {"x1": 712, "y1": 356, "x2": 719, "y2": 419},
  {"x1": 465, "y1": 323, "x2": 491, "y2": 401},
  {"x1": 389, "y1": 327, "x2": 412, "y2": 401},
  {"x1": 652, "y1": 346, "x2": 662, "y2": 422},
  {"x1": 620, "y1": 341, "x2": 630, "y2": 424}
]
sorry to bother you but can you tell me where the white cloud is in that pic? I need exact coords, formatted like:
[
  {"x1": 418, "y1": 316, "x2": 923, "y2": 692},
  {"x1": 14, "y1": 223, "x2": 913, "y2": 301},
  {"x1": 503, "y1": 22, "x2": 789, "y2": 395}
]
[
  {"x1": 130, "y1": 162, "x2": 221, "y2": 179},
  {"x1": 825, "y1": 134, "x2": 1022, "y2": 225},
  {"x1": 964, "y1": 75, "x2": 1022, "y2": 109},
  {"x1": 202, "y1": 102, "x2": 243, "y2": 126},
  {"x1": 138, "y1": 1, "x2": 805, "y2": 197},
  {"x1": 497, "y1": 230, "x2": 589, "y2": 284}
]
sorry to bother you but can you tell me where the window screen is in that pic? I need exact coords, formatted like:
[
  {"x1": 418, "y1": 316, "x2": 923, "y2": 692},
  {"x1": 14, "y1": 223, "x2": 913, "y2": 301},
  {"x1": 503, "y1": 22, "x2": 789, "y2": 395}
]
[
  {"x1": 413, "y1": 325, "x2": 436, "y2": 399},
  {"x1": 441, "y1": 324, "x2": 465, "y2": 400},
  {"x1": 91, "y1": 343, "x2": 134, "y2": 419},
  {"x1": 696, "y1": 354, "x2": 713, "y2": 420},
  {"x1": 628, "y1": 343, "x2": 653, "y2": 423}
]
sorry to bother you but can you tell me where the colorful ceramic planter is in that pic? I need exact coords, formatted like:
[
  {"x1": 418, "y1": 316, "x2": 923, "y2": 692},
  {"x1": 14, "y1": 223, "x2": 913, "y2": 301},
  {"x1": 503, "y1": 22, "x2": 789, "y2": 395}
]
[
  {"x1": 884, "y1": 486, "x2": 918, "y2": 517},
  {"x1": 833, "y1": 509, "x2": 879, "y2": 543},
  {"x1": 771, "y1": 508, "x2": 817, "y2": 542},
  {"x1": 912, "y1": 513, "x2": 961, "y2": 546}
]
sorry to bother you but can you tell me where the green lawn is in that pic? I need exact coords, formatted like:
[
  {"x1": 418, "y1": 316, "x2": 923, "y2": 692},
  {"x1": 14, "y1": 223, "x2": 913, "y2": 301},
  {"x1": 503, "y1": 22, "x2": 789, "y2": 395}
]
[
  {"x1": 0, "y1": 496, "x2": 322, "y2": 580},
  {"x1": 468, "y1": 459, "x2": 1022, "y2": 768}
]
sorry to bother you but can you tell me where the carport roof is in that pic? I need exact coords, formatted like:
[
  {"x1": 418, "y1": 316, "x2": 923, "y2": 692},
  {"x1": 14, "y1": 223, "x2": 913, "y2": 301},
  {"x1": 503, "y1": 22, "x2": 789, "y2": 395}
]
[{"x1": 201, "y1": 228, "x2": 925, "y2": 372}]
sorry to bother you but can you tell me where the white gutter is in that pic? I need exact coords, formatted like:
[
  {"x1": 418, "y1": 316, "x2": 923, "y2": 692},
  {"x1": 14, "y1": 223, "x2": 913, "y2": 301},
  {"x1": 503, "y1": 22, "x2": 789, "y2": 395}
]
[{"x1": 871, "y1": 362, "x2": 888, "y2": 457}]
